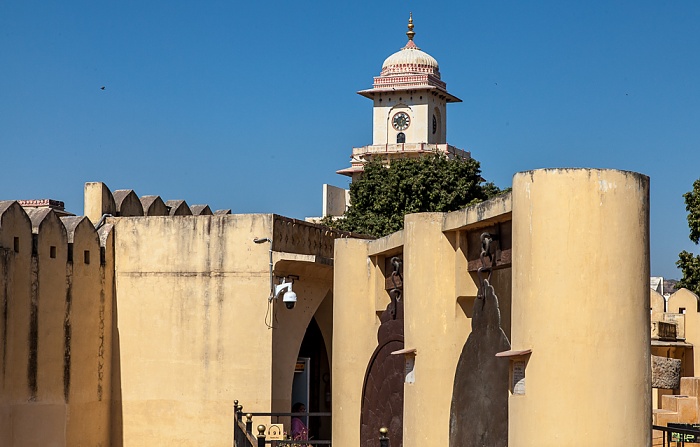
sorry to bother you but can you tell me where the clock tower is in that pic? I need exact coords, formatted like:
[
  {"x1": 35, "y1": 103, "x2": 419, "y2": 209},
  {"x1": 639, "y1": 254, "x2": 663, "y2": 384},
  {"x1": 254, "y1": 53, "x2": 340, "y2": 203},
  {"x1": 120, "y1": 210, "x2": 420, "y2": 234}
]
[{"x1": 337, "y1": 14, "x2": 469, "y2": 180}]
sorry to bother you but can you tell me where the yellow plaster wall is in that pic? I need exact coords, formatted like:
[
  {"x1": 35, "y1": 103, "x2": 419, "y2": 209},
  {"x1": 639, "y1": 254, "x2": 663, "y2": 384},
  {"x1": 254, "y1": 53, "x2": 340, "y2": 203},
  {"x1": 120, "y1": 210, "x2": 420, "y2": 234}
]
[
  {"x1": 85, "y1": 182, "x2": 116, "y2": 225},
  {"x1": 0, "y1": 205, "x2": 113, "y2": 446},
  {"x1": 331, "y1": 198, "x2": 515, "y2": 447},
  {"x1": 651, "y1": 289, "x2": 665, "y2": 322},
  {"x1": 111, "y1": 214, "x2": 276, "y2": 446},
  {"x1": 66, "y1": 218, "x2": 112, "y2": 446},
  {"x1": 33, "y1": 212, "x2": 68, "y2": 405},
  {"x1": 270, "y1": 271, "x2": 333, "y2": 413},
  {"x1": 401, "y1": 213, "x2": 470, "y2": 447},
  {"x1": 510, "y1": 168, "x2": 650, "y2": 446},
  {"x1": 0, "y1": 202, "x2": 33, "y2": 446},
  {"x1": 332, "y1": 238, "x2": 379, "y2": 446},
  {"x1": 668, "y1": 289, "x2": 699, "y2": 315},
  {"x1": 669, "y1": 289, "x2": 700, "y2": 374},
  {"x1": 27, "y1": 211, "x2": 69, "y2": 443}
]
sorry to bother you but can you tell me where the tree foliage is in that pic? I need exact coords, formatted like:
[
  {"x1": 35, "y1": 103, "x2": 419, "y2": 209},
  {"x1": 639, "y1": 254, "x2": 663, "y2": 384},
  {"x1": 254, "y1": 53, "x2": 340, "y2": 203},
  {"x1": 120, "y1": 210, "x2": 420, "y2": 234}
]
[
  {"x1": 677, "y1": 179, "x2": 700, "y2": 295},
  {"x1": 325, "y1": 154, "x2": 505, "y2": 237}
]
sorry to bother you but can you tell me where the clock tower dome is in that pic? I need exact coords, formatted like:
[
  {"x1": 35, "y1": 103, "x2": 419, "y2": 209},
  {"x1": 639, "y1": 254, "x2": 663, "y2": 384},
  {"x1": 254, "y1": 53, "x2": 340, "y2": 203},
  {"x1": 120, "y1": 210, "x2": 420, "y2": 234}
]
[{"x1": 337, "y1": 14, "x2": 469, "y2": 179}]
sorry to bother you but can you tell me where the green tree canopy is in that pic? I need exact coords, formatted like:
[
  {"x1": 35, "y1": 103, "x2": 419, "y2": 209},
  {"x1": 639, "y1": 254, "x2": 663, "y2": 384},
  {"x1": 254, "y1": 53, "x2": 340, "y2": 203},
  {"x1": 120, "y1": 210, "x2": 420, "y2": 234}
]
[
  {"x1": 325, "y1": 154, "x2": 505, "y2": 237},
  {"x1": 677, "y1": 179, "x2": 700, "y2": 295}
]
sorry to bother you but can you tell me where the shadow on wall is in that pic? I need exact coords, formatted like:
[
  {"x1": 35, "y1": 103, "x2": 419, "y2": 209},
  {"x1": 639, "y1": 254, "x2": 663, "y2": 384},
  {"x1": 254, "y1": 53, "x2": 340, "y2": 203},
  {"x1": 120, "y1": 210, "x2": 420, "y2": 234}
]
[
  {"x1": 449, "y1": 279, "x2": 510, "y2": 447},
  {"x1": 111, "y1": 290, "x2": 124, "y2": 446}
]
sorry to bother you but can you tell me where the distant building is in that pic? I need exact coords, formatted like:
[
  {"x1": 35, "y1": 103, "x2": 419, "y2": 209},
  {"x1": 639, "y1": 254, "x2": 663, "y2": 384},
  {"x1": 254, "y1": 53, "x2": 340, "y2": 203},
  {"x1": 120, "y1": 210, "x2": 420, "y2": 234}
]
[
  {"x1": 322, "y1": 15, "x2": 470, "y2": 218},
  {"x1": 652, "y1": 276, "x2": 680, "y2": 299}
]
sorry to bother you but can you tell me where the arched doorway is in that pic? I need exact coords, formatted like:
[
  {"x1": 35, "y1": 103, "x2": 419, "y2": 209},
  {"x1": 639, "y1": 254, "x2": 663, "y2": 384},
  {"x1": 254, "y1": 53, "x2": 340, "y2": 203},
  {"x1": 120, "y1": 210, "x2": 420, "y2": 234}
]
[
  {"x1": 360, "y1": 257, "x2": 404, "y2": 447},
  {"x1": 294, "y1": 318, "x2": 332, "y2": 441}
]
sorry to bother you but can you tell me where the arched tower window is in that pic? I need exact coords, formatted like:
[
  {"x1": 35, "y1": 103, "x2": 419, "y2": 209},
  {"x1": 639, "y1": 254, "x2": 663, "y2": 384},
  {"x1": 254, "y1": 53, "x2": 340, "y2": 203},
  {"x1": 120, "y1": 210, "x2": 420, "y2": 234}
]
[
  {"x1": 433, "y1": 107, "x2": 443, "y2": 144},
  {"x1": 397, "y1": 132, "x2": 406, "y2": 143}
]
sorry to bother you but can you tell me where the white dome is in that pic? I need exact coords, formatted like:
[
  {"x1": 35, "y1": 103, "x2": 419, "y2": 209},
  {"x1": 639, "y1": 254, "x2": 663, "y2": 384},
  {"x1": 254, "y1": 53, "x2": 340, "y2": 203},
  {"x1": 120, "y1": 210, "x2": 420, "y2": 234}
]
[
  {"x1": 379, "y1": 35, "x2": 440, "y2": 78},
  {"x1": 382, "y1": 46, "x2": 439, "y2": 72}
]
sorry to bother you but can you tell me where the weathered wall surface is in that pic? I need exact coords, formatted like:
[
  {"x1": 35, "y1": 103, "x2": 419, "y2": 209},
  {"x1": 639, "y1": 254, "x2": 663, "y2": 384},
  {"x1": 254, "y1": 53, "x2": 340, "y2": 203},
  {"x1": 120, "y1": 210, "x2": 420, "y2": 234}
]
[
  {"x1": 65, "y1": 217, "x2": 113, "y2": 446},
  {"x1": 111, "y1": 214, "x2": 275, "y2": 446},
  {"x1": 401, "y1": 213, "x2": 470, "y2": 447},
  {"x1": 0, "y1": 201, "x2": 33, "y2": 446},
  {"x1": 332, "y1": 196, "x2": 514, "y2": 447},
  {"x1": 332, "y1": 238, "x2": 380, "y2": 446},
  {"x1": 0, "y1": 202, "x2": 113, "y2": 446},
  {"x1": 270, "y1": 257, "x2": 333, "y2": 414},
  {"x1": 509, "y1": 169, "x2": 650, "y2": 446},
  {"x1": 668, "y1": 288, "x2": 700, "y2": 375},
  {"x1": 110, "y1": 212, "x2": 345, "y2": 446}
]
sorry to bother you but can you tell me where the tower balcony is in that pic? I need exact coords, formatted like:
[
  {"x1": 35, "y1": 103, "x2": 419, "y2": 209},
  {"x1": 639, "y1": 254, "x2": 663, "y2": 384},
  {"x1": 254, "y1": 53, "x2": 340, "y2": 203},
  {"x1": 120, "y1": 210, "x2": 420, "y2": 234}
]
[{"x1": 337, "y1": 143, "x2": 471, "y2": 177}]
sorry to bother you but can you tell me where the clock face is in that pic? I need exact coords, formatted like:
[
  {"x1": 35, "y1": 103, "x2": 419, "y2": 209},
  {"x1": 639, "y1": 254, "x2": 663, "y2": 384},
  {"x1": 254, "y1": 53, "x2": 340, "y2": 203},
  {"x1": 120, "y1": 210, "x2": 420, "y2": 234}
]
[{"x1": 392, "y1": 112, "x2": 410, "y2": 131}]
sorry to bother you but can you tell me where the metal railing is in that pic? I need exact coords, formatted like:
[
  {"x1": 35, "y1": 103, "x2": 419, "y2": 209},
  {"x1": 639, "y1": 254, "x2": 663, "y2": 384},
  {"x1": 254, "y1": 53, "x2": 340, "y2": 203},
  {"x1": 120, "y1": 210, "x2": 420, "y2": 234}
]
[
  {"x1": 232, "y1": 400, "x2": 392, "y2": 447},
  {"x1": 653, "y1": 424, "x2": 700, "y2": 446},
  {"x1": 232, "y1": 400, "x2": 332, "y2": 446}
]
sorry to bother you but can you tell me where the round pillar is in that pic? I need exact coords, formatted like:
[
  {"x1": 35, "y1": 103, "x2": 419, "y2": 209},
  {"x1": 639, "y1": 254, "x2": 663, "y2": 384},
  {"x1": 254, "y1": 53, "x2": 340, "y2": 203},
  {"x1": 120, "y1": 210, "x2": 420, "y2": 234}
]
[{"x1": 510, "y1": 168, "x2": 650, "y2": 446}]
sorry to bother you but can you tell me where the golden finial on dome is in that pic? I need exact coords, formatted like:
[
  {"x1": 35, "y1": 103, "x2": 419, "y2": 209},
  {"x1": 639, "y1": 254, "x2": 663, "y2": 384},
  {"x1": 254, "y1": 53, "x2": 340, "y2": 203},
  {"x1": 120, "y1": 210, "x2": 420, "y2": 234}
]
[{"x1": 406, "y1": 12, "x2": 415, "y2": 41}]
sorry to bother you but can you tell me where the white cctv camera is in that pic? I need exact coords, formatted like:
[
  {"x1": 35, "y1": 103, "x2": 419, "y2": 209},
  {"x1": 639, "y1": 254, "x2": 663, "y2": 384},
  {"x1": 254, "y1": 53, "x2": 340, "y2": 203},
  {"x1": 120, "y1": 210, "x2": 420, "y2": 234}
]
[
  {"x1": 274, "y1": 279, "x2": 297, "y2": 310},
  {"x1": 283, "y1": 289, "x2": 297, "y2": 310}
]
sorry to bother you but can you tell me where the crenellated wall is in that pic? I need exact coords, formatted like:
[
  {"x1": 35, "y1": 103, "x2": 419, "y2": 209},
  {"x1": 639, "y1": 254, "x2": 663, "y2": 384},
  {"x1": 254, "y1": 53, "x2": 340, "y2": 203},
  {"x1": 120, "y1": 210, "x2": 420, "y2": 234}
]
[
  {"x1": 0, "y1": 181, "x2": 359, "y2": 446},
  {"x1": 0, "y1": 201, "x2": 114, "y2": 446},
  {"x1": 80, "y1": 181, "x2": 359, "y2": 446},
  {"x1": 84, "y1": 181, "x2": 231, "y2": 222}
]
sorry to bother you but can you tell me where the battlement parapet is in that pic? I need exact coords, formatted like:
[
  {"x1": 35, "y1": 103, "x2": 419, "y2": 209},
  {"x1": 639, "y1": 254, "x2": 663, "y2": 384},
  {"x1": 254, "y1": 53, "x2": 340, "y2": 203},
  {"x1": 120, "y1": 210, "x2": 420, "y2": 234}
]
[
  {"x1": 0, "y1": 200, "x2": 113, "y2": 260},
  {"x1": 85, "y1": 182, "x2": 229, "y2": 223}
]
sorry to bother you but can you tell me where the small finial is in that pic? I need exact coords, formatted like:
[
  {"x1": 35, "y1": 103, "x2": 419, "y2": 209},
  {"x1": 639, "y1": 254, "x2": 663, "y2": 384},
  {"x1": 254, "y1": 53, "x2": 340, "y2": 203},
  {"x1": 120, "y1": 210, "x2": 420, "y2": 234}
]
[
  {"x1": 406, "y1": 12, "x2": 415, "y2": 41},
  {"x1": 257, "y1": 425, "x2": 266, "y2": 436},
  {"x1": 379, "y1": 427, "x2": 389, "y2": 439},
  {"x1": 246, "y1": 413, "x2": 252, "y2": 422}
]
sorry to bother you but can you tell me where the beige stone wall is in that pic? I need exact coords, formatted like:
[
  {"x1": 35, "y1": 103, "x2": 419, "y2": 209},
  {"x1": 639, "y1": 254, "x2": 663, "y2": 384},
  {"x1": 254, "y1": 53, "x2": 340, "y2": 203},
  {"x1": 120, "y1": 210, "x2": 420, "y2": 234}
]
[
  {"x1": 510, "y1": 169, "x2": 650, "y2": 446},
  {"x1": 0, "y1": 202, "x2": 113, "y2": 446},
  {"x1": 85, "y1": 182, "x2": 116, "y2": 224},
  {"x1": 333, "y1": 169, "x2": 651, "y2": 447},
  {"x1": 270, "y1": 256, "x2": 334, "y2": 413},
  {"x1": 332, "y1": 238, "x2": 379, "y2": 446},
  {"x1": 331, "y1": 196, "x2": 514, "y2": 447},
  {"x1": 669, "y1": 289, "x2": 700, "y2": 375},
  {"x1": 111, "y1": 214, "x2": 275, "y2": 445},
  {"x1": 29, "y1": 209, "x2": 69, "y2": 439},
  {"x1": 651, "y1": 289, "x2": 665, "y2": 322},
  {"x1": 401, "y1": 213, "x2": 471, "y2": 447},
  {"x1": 109, "y1": 212, "x2": 342, "y2": 445},
  {"x1": 0, "y1": 201, "x2": 33, "y2": 446},
  {"x1": 65, "y1": 217, "x2": 112, "y2": 446}
]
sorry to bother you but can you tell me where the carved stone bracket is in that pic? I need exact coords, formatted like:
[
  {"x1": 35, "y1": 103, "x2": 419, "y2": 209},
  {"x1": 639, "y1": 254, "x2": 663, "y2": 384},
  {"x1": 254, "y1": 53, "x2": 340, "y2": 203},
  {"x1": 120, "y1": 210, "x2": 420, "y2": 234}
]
[{"x1": 466, "y1": 221, "x2": 512, "y2": 272}]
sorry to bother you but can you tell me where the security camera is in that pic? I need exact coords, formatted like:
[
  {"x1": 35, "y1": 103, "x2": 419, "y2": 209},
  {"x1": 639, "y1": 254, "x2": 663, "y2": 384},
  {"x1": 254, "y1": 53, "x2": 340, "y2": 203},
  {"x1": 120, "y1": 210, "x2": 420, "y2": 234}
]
[
  {"x1": 283, "y1": 290, "x2": 297, "y2": 310},
  {"x1": 274, "y1": 278, "x2": 298, "y2": 310}
]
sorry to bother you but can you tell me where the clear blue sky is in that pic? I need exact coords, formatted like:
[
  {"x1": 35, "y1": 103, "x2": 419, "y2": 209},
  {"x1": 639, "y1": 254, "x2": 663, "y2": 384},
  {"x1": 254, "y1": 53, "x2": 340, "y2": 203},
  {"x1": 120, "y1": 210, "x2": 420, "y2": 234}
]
[{"x1": 1, "y1": 1, "x2": 699, "y2": 279}]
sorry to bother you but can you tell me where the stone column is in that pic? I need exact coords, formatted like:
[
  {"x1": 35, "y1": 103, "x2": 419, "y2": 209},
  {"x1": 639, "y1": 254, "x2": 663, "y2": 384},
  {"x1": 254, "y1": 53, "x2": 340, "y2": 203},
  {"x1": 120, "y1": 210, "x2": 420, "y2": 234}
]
[{"x1": 509, "y1": 169, "x2": 650, "y2": 446}]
